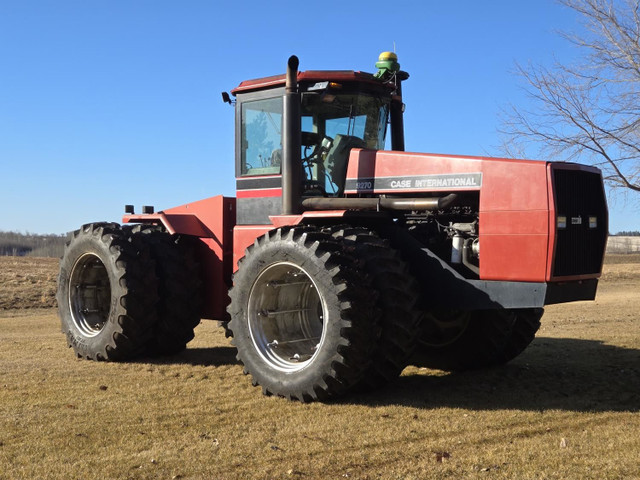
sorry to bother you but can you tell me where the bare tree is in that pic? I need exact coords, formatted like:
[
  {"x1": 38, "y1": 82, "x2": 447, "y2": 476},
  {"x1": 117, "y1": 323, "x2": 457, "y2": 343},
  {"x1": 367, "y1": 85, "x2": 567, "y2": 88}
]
[{"x1": 501, "y1": 0, "x2": 640, "y2": 193}]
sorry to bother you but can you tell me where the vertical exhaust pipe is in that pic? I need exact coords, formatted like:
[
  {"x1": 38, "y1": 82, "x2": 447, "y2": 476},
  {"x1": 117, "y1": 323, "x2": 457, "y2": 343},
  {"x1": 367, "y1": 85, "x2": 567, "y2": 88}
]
[
  {"x1": 282, "y1": 55, "x2": 302, "y2": 215},
  {"x1": 390, "y1": 79, "x2": 405, "y2": 151}
]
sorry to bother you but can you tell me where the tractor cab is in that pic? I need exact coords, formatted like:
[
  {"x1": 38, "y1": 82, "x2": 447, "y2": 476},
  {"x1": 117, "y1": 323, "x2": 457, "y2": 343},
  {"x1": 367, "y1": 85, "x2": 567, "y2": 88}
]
[{"x1": 227, "y1": 54, "x2": 407, "y2": 224}]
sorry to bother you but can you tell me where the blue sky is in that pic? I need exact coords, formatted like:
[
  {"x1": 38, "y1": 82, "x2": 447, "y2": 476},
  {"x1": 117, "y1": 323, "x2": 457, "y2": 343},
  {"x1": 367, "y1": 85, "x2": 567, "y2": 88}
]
[{"x1": 0, "y1": 0, "x2": 637, "y2": 234}]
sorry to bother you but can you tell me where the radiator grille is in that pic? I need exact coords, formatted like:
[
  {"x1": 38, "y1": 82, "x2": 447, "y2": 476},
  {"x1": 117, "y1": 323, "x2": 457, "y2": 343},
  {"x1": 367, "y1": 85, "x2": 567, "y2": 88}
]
[{"x1": 552, "y1": 168, "x2": 607, "y2": 277}]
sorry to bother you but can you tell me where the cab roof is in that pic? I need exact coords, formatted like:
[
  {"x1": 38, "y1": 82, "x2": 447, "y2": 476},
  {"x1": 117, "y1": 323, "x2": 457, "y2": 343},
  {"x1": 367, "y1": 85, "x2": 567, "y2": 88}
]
[{"x1": 231, "y1": 70, "x2": 393, "y2": 95}]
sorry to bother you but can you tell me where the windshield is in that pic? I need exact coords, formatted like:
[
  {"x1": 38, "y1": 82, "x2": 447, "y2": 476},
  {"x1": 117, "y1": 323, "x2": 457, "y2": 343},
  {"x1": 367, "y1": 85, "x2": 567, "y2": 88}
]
[
  {"x1": 301, "y1": 92, "x2": 389, "y2": 196},
  {"x1": 239, "y1": 90, "x2": 390, "y2": 196}
]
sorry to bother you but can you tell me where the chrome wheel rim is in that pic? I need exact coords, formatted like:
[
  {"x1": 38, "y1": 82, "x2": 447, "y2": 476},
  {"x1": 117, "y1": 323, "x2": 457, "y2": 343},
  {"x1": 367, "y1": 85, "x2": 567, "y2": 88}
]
[
  {"x1": 68, "y1": 253, "x2": 111, "y2": 337},
  {"x1": 247, "y1": 262, "x2": 326, "y2": 373}
]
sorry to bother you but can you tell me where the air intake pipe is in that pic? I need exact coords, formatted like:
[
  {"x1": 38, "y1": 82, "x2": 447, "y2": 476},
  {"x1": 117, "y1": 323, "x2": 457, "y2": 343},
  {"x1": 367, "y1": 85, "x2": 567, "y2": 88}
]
[
  {"x1": 301, "y1": 193, "x2": 459, "y2": 211},
  {"x1": 282, "y1": 56, "x2": 302, "y2": 215}
]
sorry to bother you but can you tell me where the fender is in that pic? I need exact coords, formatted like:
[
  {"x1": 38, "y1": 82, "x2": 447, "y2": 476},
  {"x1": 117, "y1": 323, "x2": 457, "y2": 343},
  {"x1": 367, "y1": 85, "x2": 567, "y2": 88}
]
[{"x1": 123, "y1": 195, "x2": 236, "y2": 320}]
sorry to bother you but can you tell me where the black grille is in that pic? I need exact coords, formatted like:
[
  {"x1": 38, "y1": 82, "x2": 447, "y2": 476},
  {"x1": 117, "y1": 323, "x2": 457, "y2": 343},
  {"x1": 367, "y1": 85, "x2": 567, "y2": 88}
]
[{"x1": 552, "y1": 168, "x2": 607, "y2": 277}]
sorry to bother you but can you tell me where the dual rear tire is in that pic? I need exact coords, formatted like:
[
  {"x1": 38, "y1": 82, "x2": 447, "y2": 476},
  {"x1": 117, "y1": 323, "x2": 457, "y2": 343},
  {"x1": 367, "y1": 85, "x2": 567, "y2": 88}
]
[
  {"x1": 57, "y1": 223, "x2": 201, "y2": 361},
  {"x1": 125, "y1": 225, "x2": 202, "y2": 355}
]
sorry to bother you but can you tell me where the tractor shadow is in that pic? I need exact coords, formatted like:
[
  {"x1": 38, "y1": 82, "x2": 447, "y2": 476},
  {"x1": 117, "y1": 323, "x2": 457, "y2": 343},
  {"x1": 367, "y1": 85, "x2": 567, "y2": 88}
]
[
  {"x1": 139, "y1": 346, "x2": 239, "y2": 367},
  {"x1": 352, "y1": 337, "x2": 640, "y2": 413}
]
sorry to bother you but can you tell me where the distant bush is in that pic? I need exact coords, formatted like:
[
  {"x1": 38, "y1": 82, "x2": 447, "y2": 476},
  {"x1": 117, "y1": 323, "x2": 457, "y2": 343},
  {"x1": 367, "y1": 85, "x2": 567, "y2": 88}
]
[{"x1": 0, "y1": 230, "x2": 66, "y2": 258}]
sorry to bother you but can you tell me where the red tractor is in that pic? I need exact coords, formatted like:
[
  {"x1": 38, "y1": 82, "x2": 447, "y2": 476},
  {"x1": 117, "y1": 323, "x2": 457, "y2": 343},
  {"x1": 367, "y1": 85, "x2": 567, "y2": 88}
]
[{"x1": 57, "y1": 53, "x2": 608, "y2": 401}]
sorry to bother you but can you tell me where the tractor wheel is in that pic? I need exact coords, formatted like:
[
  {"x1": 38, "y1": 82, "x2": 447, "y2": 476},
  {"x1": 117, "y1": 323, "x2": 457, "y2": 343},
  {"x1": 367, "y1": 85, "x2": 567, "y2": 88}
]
[
  {"x1": 329, "y1": 227, "x2": 422, "y2": 389},
  {"x1": 412, "y1": 308, "x2": 515, "y2": 371},
  {"x1": 227, "y1": 227, "x2": 379, "y2": 402},
  {"x1": 125, "y1": 225, "x2": 202, "y2": 355},
  {"x1": 495, "y1": 308, "x2": 544, "y2": 364},
  {"x1": 57, "y1": 223, "x2": 158, "y2": 361}
]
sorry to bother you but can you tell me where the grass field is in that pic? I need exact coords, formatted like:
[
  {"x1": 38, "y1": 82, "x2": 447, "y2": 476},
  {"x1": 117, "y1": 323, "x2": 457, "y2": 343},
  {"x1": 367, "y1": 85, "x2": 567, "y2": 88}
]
[
  {"x1": 0, "y1": 256, "x2": 639, "y2": 479},
  {"x1": 0, "y1": 256, "x2": 57, "y2": 310}
]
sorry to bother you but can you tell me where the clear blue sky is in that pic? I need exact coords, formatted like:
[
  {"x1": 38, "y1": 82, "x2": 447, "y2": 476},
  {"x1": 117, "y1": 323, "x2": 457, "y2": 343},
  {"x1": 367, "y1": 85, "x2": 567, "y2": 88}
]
[{"x1": 0, "y1": 0, "x2": 637, "y2": 234}]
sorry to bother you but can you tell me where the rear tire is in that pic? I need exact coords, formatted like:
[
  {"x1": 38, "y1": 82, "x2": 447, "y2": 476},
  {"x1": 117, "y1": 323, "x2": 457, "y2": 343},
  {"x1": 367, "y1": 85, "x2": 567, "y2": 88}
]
[
  {"x1": 228, "y1": 227, "x2": 379, "y2": 402},
  {"x1": 412, "y1": 309, "x2": 515, "y2": 371},
  {"x1": 125, "y1": 225, "x2": 202, "y2": 355},
  {"x1": 57, "y1": 223, "x2": 158, "y2": 361}
]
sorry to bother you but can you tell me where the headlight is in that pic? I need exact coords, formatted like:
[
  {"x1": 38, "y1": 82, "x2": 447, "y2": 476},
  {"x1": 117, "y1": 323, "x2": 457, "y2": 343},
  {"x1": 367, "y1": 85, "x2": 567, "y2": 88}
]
[{"x1": 557, "y1": 215, "x2": 567, "y2": 229}]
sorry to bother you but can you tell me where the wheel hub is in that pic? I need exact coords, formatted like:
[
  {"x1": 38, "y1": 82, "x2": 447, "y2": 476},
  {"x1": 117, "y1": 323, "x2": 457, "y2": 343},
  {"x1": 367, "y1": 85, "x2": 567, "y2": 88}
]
[
  {"x1": 248, "y1": 262, "x2": 326, "y2": 372},
  {"x1": 68, "y1": 253, "x2": 111, "y2": 337}
]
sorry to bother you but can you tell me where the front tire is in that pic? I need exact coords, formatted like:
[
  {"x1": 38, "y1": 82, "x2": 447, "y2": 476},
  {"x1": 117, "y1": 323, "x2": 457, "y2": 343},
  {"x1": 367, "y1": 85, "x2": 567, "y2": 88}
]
[
  {"x1": 495, "y1": 308, "x2": 543, "y2": 364},
  {"x1": 412, "y1": 309, "x2": 515, "y2": 371},
  {"x1": 228, "y1": 227, "x2": 379, "y2": 402},
  {"x1": 57, "y1": 223, "x2": 158, "y2": 361},
  {"x1": 330, "y1": 227, "x2": 422, "y2": 389}
]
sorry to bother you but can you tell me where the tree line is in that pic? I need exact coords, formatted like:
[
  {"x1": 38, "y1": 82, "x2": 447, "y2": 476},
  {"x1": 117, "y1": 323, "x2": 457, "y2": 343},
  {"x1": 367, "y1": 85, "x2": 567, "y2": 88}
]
[
  {"x1": 1, "y1": 228, "x2": 637, "y2": 259},
  {"x1": 0, "y1": 230, "x2": 66, "y2": 258}
]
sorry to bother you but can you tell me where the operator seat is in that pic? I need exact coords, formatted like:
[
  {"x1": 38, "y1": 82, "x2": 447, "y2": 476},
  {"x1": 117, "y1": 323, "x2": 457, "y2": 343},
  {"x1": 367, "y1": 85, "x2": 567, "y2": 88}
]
[{"x1": 325, "y1": 134, "x2": 366, "y2": 195}]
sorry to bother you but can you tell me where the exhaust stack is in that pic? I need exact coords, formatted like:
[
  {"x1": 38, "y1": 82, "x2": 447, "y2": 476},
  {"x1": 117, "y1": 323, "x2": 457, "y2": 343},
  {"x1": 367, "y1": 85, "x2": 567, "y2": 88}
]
[{"x1": 282, "y1": 55, "x2": 302, "y2": 215}]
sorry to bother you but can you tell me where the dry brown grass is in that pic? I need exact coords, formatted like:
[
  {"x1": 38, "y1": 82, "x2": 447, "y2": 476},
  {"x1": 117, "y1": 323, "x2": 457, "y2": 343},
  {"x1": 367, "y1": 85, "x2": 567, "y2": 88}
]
[
  {"x1": 603, "y1": 253, "x2": 640, "y2": 264},
  {"x1": 1, "y1": 257, "x2": 639, "y2": 479},
  {"x1": 0, "y1": 253, "x2": 634, "y2": 310},
  {"x1": 0, "y1": 256, "x2": 58, "y2": 310}
]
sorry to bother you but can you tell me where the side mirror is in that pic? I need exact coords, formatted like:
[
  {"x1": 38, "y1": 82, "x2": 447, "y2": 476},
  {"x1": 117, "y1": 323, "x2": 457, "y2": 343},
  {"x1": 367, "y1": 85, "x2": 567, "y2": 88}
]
[{"x1": 221, "y1": 92, "x2": 233, "y2": 105}]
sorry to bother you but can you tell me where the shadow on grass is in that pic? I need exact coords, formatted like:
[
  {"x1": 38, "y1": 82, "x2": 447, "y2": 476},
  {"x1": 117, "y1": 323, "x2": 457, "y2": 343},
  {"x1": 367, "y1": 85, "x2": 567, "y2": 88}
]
[
  {"x1": 352, "y1": 337, "x2": 640, "y2": 413},
  {"x1": 138, "y1": 347, "x2": 239, "y2": 367},
  {"x1": 137, "y1": 337, "x2": 638, "y2": 412}
]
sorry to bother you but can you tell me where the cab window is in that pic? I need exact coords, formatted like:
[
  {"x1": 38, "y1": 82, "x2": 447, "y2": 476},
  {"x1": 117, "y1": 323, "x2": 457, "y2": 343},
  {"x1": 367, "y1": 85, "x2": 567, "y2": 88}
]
[{"x1": 241, "y1": 97, "x2": 282, "y2": 176}]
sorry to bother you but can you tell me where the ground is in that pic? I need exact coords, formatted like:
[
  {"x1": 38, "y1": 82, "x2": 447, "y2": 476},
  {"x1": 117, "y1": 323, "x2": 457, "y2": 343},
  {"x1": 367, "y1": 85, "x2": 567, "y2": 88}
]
[
  {"x1": 0, "y1": 256, "x2": 57, "y2": 310},
  {"x1": 0, "y1": 255, "x2": 638, "y2": 479}
]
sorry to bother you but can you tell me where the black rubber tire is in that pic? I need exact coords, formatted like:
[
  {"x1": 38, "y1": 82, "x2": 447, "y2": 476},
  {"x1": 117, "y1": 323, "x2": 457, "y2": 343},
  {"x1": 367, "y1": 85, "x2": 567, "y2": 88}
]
[
  {"x1": 227, "y1": 227, "x2": 379, "y2": 402},
  {"x1": 412, "y1": 308, "x2": 515, "y2": 371},
  {"x1": 125, "y1": 225, "x2": 202, "y2": 356},
  {"x1": 57, "y1": 223, "x2": 158, "y2": 361},
  {"x1": 495, "y1": 308, "x2": 543, "y2": 364},
  {"x1": 329, "y1": 227, "x2": 422, "y2": 389}
]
